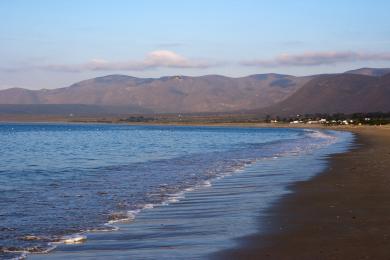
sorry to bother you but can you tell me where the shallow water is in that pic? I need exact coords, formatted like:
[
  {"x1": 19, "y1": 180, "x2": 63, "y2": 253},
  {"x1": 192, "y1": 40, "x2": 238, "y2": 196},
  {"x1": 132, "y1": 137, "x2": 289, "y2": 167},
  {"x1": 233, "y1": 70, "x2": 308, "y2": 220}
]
[{"x1": 0, "y1": 124, "x2": 353, "y2": 259}]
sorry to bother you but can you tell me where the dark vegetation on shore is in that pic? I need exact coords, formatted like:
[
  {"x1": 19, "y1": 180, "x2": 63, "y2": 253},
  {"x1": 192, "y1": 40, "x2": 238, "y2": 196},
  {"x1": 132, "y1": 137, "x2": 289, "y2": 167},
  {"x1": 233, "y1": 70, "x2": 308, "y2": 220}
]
[
  {"x1": 2, "y1": 111, "x2": 389, "y2": 126},
  {"x1": 73, "y1": 111, "x2": 390, "y2": 125},
  {"x1": 265, "y1": 112, "x2": 390, "y2": 125},
  {"x1": 107, "y1": 111, "x2": 390, "y2": 126}
]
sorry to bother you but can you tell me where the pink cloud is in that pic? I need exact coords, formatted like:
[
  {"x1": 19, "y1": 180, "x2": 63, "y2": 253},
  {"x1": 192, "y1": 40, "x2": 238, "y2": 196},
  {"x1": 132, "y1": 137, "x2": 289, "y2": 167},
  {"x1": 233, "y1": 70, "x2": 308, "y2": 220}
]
[
  {"x1": 242, "y1": 51, "x2": 390, "y2": 67},
  {"x1": 41, "y1": 50, "x2": 216, "y2": 72}
]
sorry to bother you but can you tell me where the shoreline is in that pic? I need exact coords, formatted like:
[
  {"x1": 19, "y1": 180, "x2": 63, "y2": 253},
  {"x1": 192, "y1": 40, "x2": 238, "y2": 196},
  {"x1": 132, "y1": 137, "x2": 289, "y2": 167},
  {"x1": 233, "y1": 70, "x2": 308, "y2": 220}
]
[
  {"x1": 21, "y1": 126, "x2": 347, "y2": 259},
  {"x1": 214, "y1": 126, "x2": 390, "y2": 259},
  {"x1": 0, "y1": 119, "x2": 377, "y2": 129},
  {"x1": 2, "y1": 123, "x2": 388, "y2": 259},
  {"x1": 25, "y1": 126, "x2": 349, "y2": 260}
]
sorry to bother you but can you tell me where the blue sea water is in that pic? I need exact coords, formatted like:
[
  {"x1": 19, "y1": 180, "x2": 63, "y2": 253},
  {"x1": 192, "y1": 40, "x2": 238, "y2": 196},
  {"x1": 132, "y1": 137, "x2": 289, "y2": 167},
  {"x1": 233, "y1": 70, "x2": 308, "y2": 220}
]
[{"x1": 0, "y1": 123, "x2": 353, "y2": 259}]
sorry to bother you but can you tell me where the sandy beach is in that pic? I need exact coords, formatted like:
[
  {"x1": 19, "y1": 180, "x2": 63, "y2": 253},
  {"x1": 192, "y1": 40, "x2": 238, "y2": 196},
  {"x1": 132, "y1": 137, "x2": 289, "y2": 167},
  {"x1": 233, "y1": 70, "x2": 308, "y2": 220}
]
[{"x1": 214, "y1": 125, "x2": 390, "y2": 259}]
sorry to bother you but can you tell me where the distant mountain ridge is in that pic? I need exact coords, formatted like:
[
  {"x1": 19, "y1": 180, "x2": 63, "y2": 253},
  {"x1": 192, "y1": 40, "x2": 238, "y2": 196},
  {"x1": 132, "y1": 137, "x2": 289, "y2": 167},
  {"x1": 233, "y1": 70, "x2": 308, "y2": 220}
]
[
  {"x1": 0, "y1": 67, "x2": 389, "y2": 116},
  {"x1": 260, "y1": 71, "x2": 390, "y2": 116},
  {"x1": 344, "y1": 67, "x2": 390, "y2": 77},
  {"x1": 0, "y1": 73, "x2": 310, "y2": 113}
]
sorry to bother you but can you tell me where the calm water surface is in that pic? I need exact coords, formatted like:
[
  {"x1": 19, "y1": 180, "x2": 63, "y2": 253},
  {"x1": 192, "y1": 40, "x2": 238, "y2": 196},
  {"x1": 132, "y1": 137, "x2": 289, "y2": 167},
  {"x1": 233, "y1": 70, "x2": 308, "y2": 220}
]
[{"x1": 0, "y1": 123, "x2": 353, "y2": 259}]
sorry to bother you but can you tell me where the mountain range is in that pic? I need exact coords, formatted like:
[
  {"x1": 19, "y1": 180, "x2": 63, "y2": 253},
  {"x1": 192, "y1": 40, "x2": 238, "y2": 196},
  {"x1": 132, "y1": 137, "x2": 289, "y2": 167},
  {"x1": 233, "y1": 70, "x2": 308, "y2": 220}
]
[
  {"x1": 0, "y1": 67, "x2": 389, "y2": 116},
  {"x1": 260, "y1": 71, "x2": 390, "y2": 116}
]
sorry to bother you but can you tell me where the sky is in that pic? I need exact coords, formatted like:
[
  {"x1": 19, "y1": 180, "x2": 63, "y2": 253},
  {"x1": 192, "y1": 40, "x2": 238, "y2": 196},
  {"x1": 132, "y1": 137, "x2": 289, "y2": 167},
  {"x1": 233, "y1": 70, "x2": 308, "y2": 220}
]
[{"x1": 1, "y1": 0, "x2": 390, "y2": 89}]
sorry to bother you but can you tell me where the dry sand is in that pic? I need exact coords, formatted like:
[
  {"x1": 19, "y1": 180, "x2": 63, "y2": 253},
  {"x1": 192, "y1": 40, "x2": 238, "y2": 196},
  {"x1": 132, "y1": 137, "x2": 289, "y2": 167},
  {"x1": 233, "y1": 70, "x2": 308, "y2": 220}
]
[{"x1": 215, "y1": 126, "x2": 390, "y2": 259}]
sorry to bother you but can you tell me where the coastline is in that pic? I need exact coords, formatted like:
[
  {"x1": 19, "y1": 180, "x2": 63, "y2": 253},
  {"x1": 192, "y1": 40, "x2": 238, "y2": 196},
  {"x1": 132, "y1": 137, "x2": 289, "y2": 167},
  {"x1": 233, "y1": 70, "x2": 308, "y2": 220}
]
[
  {"x1": 22, "y1": 126, "x2": 347, "y2": 259},
  {"x1": 0, "y1": 118, "x2": 360, "y2": 129},
  {"x1": 3, "y1": 124, "x2": 349, "y2": 260},
  {"x1": 2, "y1": 122, "x2": 388, "y2": 259},
  {"x1": 214, "y1": 126, "x2": 390, "y2": 259}
]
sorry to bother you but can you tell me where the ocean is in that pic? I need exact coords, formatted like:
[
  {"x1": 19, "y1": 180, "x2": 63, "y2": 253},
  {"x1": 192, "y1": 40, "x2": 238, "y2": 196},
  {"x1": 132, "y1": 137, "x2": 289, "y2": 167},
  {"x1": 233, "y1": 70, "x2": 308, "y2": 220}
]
[{"x1": 0, "y1": 123, "x2": 353, "y2": 259}]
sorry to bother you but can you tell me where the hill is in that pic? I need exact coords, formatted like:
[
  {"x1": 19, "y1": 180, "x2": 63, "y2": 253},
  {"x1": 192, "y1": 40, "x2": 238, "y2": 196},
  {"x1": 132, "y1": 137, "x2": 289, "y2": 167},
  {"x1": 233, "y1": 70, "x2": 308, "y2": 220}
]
[
  {"x1": 344, "y1": 67, "x2": 390, "y2": 77},
  {"x1": 1, "y1": 67, "x2": 389, "y2": 117},
  {"x1": 0, "y1": 74, "x2": 310, "y2": 114},
  {"x1": 260, "y1": 73, "x2": 390, "y2": 116}
]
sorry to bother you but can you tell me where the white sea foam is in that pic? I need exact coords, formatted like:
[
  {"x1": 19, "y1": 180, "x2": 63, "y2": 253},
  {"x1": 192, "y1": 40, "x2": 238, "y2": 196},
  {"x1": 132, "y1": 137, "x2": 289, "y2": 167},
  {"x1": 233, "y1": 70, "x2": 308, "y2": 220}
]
[
  {"x1": 51, "y1": 234, "x2": 87, "y2": 244},
  {"x1": 143, "y1": 203, "x2": 155, "y2": 210},
  {"x1": 164, "y1": 191, "x2": 186, "y2": 204},
  {"x1": 5, "y1": 243, "x2": 57, "y2": 260},
  {"x1": 184, "y1": 187, "x2": 195, "y2": 192},
  {"x1": 271, "y1": 129, "x2": 340, "y2": 158},
  {"x1": 304, "y1": 129, "x2": 337, "y2": 141},
  {"x1": 107, "y1": 209, "x2": 140, "y2": 224},
  {"x1": 202, "y1": 180, "x2": 212, "y2": 188}
]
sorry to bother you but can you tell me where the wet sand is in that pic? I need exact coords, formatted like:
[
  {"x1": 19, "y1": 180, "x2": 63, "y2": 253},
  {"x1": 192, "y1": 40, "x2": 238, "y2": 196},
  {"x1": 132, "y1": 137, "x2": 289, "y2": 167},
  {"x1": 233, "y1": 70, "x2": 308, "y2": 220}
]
[{"x1": 215, "y1": 126, "x2": 390, "y2": 259}]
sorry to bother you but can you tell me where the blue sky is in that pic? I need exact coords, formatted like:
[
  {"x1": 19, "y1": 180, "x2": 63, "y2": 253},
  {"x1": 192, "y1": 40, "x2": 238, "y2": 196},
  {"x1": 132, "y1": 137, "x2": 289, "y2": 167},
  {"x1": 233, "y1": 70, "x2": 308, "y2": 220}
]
[{"x1": 1, "y1": 0, "x2": 390, "y2": 89}]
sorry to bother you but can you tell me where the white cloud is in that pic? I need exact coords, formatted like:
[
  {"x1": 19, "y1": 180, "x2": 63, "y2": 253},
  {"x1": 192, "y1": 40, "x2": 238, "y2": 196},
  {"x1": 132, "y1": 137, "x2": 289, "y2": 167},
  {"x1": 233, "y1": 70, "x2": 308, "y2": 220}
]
[
  {"x1": 147, "y1": 50, "x2": 188, "y2": 67},
  {"x1": 39, "y1": 50, "x2": 216, "y2": 72},
  {"x1": 242, "y1": 51, "x2": 390, "y2": 67}
]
